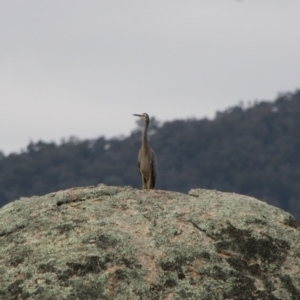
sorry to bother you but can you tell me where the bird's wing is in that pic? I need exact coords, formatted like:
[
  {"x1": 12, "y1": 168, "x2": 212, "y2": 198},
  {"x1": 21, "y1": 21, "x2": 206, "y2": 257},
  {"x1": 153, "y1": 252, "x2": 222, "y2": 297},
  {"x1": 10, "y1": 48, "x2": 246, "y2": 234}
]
[
  {"x1": 137, "y1": 150, "x2": 141, "y2": 174},
  {"x1": 150, "y1": 149, "x2": 157, "y2": 188}
]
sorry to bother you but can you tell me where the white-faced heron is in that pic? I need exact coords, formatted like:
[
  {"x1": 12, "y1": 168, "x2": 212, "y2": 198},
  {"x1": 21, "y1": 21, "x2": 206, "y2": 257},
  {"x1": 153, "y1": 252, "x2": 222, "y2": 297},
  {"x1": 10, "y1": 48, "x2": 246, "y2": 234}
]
[{"x1": 133, "y1": 113, "x2": 157, "y2": 189}]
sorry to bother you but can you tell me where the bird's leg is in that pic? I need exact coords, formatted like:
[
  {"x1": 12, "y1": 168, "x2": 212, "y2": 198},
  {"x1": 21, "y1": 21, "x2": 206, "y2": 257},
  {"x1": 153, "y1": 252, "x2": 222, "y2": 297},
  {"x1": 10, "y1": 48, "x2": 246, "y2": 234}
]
[
  {"x1": 141, "y1": 175, "x2": 145, "y2": 189},
  {"x1": 147, "y1": 172, "x2": 151, "y2": 189}
]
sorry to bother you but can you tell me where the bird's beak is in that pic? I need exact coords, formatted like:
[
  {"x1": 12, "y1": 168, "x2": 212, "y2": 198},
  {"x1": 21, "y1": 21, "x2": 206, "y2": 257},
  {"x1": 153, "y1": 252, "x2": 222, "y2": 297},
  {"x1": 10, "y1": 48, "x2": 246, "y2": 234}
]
[{"x1": 133, "y1": 114, "x2": 143, "y2": 117}]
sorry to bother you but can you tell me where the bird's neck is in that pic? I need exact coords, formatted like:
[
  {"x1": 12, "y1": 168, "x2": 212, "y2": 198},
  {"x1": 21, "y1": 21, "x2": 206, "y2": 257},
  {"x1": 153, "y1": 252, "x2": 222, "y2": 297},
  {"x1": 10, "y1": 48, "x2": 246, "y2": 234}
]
[{"x1": 142, "y1": 121, "x2": 149, "y2": 151}]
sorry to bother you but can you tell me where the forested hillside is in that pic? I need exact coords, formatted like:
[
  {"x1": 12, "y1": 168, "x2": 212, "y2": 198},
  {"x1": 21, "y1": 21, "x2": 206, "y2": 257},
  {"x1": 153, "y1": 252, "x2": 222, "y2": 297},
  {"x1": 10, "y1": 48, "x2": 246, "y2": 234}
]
[{"x1": 1, "y1": 90, "x2": 300, "y2": 219}]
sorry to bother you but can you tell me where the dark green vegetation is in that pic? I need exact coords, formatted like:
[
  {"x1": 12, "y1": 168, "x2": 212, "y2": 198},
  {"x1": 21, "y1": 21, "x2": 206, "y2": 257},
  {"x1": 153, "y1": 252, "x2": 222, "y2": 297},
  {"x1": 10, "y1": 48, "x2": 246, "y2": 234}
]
[{"x1": 1, "y1": 90, "x2": 300, "y2": 219}]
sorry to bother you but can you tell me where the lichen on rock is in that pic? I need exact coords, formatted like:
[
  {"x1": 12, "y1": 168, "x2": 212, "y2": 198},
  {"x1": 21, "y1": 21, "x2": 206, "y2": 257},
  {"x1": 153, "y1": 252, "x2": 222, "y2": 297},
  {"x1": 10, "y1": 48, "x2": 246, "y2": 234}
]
[{"x1": 0, "y1": 185, "x2": 299, "y2": 299}]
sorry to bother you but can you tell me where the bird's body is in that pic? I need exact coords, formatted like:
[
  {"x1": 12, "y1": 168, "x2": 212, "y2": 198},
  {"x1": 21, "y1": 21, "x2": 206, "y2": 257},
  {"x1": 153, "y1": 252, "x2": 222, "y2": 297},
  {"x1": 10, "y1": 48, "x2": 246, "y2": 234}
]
[
  {"x1": 138, "y1": 147, "x2": 156, "y2": 189},
  {"x1": 133, "y1": 113, "x2": 157, "y2": 189}
]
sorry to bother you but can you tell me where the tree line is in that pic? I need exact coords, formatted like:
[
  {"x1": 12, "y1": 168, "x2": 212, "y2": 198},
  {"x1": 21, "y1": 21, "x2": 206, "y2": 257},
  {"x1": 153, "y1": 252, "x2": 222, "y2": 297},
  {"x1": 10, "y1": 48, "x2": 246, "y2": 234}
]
[{"x1": 1, "y1": 90, "x2": 300, "y2": 220}]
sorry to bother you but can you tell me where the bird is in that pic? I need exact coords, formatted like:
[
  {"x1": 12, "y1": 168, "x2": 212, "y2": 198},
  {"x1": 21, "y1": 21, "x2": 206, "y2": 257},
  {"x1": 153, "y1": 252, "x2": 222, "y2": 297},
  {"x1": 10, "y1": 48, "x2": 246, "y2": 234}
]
[{"x1": 133, "y1": 113, "x2": 157, "y2": 189}]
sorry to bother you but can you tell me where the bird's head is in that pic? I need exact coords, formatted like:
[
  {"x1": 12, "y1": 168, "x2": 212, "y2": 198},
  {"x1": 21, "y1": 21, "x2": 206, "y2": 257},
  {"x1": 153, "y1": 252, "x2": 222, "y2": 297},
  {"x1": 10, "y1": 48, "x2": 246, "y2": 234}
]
[{"x1": 133, "y1": 113, "x2": 150, "y2": 123}]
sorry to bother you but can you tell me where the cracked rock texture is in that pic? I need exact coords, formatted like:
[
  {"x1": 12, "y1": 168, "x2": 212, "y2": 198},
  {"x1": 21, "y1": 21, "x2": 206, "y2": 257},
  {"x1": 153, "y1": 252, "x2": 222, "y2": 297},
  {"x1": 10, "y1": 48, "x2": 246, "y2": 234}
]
[{"x1": 0, "y1": 185, "x2": 300, "y2": 300}]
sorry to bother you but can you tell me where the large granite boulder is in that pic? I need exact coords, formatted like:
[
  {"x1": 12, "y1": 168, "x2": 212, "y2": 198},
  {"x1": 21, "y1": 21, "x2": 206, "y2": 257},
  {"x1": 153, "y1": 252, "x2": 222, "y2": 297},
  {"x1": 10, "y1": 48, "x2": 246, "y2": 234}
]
[{"x1": 0, "y1": 185, "x2": 299, "y2": 299}]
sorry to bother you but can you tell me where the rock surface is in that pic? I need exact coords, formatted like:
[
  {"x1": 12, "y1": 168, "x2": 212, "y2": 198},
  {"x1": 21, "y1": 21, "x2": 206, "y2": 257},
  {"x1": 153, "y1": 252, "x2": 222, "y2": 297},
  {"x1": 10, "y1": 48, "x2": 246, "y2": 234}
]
[{"x1": 0, "y1": 184, "x2": 300, "y2": 300}]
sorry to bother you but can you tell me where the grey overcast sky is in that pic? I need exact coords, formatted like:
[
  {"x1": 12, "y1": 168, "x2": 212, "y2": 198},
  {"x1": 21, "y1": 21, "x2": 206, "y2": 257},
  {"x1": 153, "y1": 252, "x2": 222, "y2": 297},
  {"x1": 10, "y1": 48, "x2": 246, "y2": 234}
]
[{"x1": 1, "y1": 1, "x2": 300, "y2": 154}]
